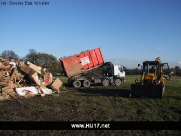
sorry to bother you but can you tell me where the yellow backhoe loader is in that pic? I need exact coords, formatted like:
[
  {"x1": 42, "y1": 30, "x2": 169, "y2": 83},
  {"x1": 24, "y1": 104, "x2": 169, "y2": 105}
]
[{"x1": 131, "y1": 57, "x2": 171, "y2": 98}]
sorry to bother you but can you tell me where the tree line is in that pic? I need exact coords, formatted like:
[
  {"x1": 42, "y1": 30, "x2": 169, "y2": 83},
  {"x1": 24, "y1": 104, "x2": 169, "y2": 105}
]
[
  {"x1": 0, "y1": 49, "x2": 63, "y2": 75},
  {"x1": 1, "y1": 49, "x2": 181, "y2": 76},
  {"x1": 125, "y1": 67, "x2": 181, "y2": 76}
]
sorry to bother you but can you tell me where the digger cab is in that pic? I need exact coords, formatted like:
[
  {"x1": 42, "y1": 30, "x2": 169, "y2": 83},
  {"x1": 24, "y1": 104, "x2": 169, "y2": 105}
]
[
  {"x1": 142, "y1": 62, "x2": 157, "y2": 74},
  {"x1": 141, "y1": 60, "x2": 170, "y2": 84},
  {"x1": 141, "y1": 61, "x2": 160, "y2": 85}
]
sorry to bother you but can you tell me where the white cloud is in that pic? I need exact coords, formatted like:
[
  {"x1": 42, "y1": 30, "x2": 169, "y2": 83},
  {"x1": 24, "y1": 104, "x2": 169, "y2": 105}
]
[
  {"x1": 157, "y1": 47, "x2": 165, "y2": 50},
  {"x1": 178, "y1": 62, "x2": 181, "y2": 65}
]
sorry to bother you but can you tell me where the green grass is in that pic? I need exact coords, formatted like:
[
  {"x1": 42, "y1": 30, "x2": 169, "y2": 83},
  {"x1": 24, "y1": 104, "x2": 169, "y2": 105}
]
[{"x1": 0, "y1": 75, "x2": 181, "y2": 135}]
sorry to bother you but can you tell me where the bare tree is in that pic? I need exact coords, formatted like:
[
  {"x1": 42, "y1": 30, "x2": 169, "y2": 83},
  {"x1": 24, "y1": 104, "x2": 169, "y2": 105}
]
[
  {"x1": 24, "y1": 49, "x2": 38, "y2": 63},
  {"x1": 1, "y1": 50, "x2": 19, "y2": 60}
]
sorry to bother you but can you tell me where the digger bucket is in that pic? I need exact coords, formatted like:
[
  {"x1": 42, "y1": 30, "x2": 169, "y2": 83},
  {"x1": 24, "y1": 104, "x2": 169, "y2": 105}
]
[{"x1": 131, "y1": 84, "x2": 164, "y2": 98}]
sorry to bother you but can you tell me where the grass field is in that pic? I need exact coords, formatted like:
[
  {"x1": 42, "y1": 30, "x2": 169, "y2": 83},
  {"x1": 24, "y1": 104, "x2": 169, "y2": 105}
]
[{"x1": 0, "y1": 75, "x2": 181, "y2": 135}]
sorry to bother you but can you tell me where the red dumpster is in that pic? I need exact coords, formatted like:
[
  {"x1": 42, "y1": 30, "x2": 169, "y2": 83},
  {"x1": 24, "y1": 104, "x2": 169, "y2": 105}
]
[{"x1": 60, "y1": 47, "x2": 104, "y2": 78}]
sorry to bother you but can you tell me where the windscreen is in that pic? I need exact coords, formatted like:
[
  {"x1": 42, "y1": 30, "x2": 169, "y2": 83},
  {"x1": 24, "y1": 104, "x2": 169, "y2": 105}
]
[
  {"x1": 143, "y1": 62, "x2": 159, "y2": 74},
  {"x1": 118, "y1": 66, "x2": 123, "y2": 72}
]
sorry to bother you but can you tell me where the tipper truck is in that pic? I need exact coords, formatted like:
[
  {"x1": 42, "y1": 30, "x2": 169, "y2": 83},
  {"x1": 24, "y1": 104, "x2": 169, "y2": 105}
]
[{"x1": 59, "y1": 47, "x2": 125, "y2": 88}]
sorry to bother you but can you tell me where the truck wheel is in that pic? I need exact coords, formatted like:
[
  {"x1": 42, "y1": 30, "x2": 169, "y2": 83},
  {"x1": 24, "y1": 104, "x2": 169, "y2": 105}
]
[
  {"x1": 73, "y1": 80, "x2": 81, "y2": 88},
  {"x1": 83, "y1": 80, "x2": 90, "y2": 87},
  {"x1": 114, "y1": 79, "x2": 121, "y2": 86},
  {"x1": 102, "y1": 79, "x2": 109, "y2": 86},
  {"x1": 67, "y1": 78, "x2": 72, "y2": 83}
]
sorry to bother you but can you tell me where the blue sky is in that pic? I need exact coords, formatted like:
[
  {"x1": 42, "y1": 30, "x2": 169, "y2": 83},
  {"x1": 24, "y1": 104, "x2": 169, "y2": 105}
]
[{"x1": 0, "y1": 0, "x2": 181, "y2": 69}]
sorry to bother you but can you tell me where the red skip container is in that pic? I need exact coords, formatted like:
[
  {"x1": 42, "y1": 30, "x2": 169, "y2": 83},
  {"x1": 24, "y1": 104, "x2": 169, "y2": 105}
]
[{"x1": 60, "y1": 47, "x2": 105, "y2": 78}]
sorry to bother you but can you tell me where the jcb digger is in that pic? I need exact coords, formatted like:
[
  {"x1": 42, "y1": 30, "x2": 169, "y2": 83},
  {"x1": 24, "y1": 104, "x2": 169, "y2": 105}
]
[{"x1": 131, "y1": 57, "x2": 171, "y2": 98}]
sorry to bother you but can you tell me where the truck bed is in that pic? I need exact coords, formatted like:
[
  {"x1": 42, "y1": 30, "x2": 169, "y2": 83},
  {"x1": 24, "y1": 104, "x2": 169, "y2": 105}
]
[{"x1": 60, "y1": 47, "x2": 105, "y2": 78}]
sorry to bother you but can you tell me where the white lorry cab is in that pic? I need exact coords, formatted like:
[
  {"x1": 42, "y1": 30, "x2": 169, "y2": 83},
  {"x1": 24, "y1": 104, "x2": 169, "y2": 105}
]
[{"x1": 113, "y1": 64, "x2": 125, "y2": 81}]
